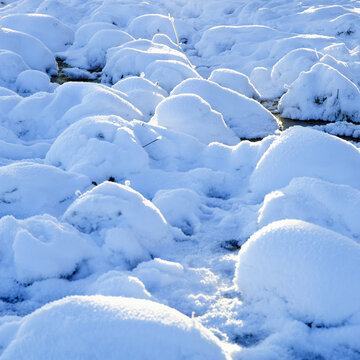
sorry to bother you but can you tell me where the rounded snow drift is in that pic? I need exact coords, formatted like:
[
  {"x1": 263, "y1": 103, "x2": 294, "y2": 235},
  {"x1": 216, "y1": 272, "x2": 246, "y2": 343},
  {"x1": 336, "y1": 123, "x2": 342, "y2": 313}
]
[
  {"x1": 235, "y1": 219, "x2": 360, "y2": 325},
  {"x1": 1, "y1": 295, "x2": 229, "y2": 360}
]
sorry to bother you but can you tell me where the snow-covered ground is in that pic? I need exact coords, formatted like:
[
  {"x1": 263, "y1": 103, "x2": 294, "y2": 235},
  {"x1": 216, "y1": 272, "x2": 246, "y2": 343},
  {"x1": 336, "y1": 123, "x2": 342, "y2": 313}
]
[{"x1": 0, "y1": 0, "x2": 359, "y2": 359}]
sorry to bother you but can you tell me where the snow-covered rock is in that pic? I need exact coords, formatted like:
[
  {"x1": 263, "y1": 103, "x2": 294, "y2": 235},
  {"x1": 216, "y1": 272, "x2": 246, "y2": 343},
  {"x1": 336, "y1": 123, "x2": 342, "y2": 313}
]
[
  {"x1": 45, "y1": 115, "x2": 149, "y2": 183},
  {"x1": 1, "y1": 296, "x2": 229, "y2": 360},
  {"x1": 102, "y1": 39, "x2": 190, "y2": 84},
  {"x1": 279, "y1": 63, "x2": 360, "y2": 121},
  {"x1": 63, "y1": 182, "x2": 172, "y2": 259},
  {"x1": 250, "y1": 126, "x2": 360, "y2": 197},
  {"x1": 208, "y1": 69, "x2": 260, "y2": 99},
  {"x1": 0, "y1": 13, "x2": 74, "y2": 52},
  {"x1": 171, "y1": 78, "x2": 279, "y2": 139},
  {"x1": 258, "y1": 177, "x2": 360, "y2": 241},
  {"x1": 150, "y1": 94, "x2": 238, "y2": 145},
  {"x1": 235, "y1": 219, "x2": 360, "y2": 325},
  {"x1": 0, "y1": 162, "x2": 90, "y2": 218},
  {"x1": 15, "y1": 70, "x2": 51, "y2": 95},
  {"x1": 0, "y1": 27, "x2": 57, "y2": 74}
]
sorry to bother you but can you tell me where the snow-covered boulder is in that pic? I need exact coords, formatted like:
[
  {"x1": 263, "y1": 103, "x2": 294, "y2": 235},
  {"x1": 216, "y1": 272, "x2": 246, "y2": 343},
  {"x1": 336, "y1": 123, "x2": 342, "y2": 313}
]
[
  {"x1": 45, "y1": 115, "x2": 149, "y2": 183},
  {"x1": 15, "y1": 70, "x2": 51, "y2": 95},
  {"x1": 112, "y1": 76, "x2": 168, "y2": 96},
  {"x1": 250, "y1": 126, "x2": 360, "y2": 197},
  {"x1": 171, "y1": 78, "x2": 279, "y2": 139},
  {"x1": 144, "y1": 60, "x2": 200, "y2": 92},
  {"x1": 89, "y1": 0, "x2": 163, "y2": 28},
  {"x1": 63, "y1": 182, "x2": 172, "y2": 259},
  {"x1": 279, "y1": 63, "x2": 360, "y2": 121},
  {"x1": 7, "y1": 82, "x2": 143, "y2": 140},
  {"x1": 1, "y1": 296, "x2": 229, "y2": 360},
  {"x1": 270, "y1": 48, "x2": 322, "y2": 97},
  {"x1": 75, "y1": 29, "x2": 134, "y2": 69},
  {"x1": 0, "y1": 162, "x2": 90, "y2": 218},
  {"x1": 0, "y1": 214, "x2": 95, "y2": 285},
  {"x1": 235, "y1": 219, "x2": 360, "y2": 325},
  {"x1": 209, "y1": 69, "x2": 260, "y2": 99},
  {"x1": 0, "y1": 13, "x2": 74, "y2": 52},
  {"x1": 150, "y1": 94, "x2": 238, "y2": 145},
  {"x1": 0, "y1": 27, "x2": 57, "y2": 74},
  {"x1": 86, "y1": 271, "x2": 151, "y2": 299},
  {"x1": 112, "y1": 76, "x2": 167, "y2": 120},
  {"x1": 128, "y1": 13, "x2": 193, "y2": 44},
  {"x1": 153, "y1": 188, "x2": 203, "y2": 236},
  {"x1": 0, "y1": 50, "x2": 29, "y2": 90},
  {"x1": 102, "y1": 39, "x2": 190, "y2": 84},
  {"x1": 258, "y1": 177, "x2": 360, "y2": 241}
]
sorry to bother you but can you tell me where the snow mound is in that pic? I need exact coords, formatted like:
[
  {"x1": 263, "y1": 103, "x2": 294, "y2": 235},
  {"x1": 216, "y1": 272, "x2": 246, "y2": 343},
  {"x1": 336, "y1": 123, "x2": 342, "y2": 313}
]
[
  {"x1": 235, "y1": 219, "x2": 360, "y2": 325},
  {"x1": 250, "y1": 126, "x2": 360, "y2": 197},
  {"x1": 89, "y1": 1, "x2": 163, "y2": 28},
  {"x1": 0, "y1": 214, "x2": 95, "y2": 285},
  {"x1": 128, "y1": 13, "x2": 193, "y2": 44},
  {"x1": 208, "y1": 69, "x2": 260, "y2": 99},
  {"x1": 279, "y1": 63, "x2": 360, "y2": 121},
  {"x1": 71, "y1": 29, "x2": 134, "y2": 70},
  {"x1": 63, "y1": 181, "x2": 172, "y2": 257},
  {"x1": 153, "y1": 188, "x2": 202, "y2": 236},
  {"x1": 258, "y1": 177, "x2": 360, "y2": 241},
  {"x1": 112, "y1": 76, "x2": 167, "y2": 120},
  {"x1": 45, "y1": 115, "x2": 149, "y2": 183},
  {"x1": 0, "y1": 162, "x2": 90, "y2": 218},
  {"x1": 0, "y1": 13, "x2": 74, "y2": 52},
  {"x1": 150, "y1": 94, "x2": 238, "y2": 145},
  {"x1": 112, "y1": 76, "x2": 168, "y2": 97},
  {"x1": 87, "y1": 271, "x2": 151, "y2": 299},
  {"x1": 1, "y1": 296, "x2": 229, "y2": 360},
  {"x1": 270, "y1": 48, "x2": 322, "y2": 97},
  {"x1": 7, "y1": 82, "x2": 143, "y2": 140},
  {"x1": 15, "y1": 70, "x2": 51, "y2": 95},
  {"x1": 0, "y1": 27, "x2": 57, "y2": 74},
  {"x1": 102, "y1": 39, "x2": 190, "y2": 84},
  {"x1": 0, "y1": 50, "x2": 29, "y2": 90},
  {"x1": 171, "y1": 78, "x2": 279, "y2": 139},
  {"x1": 144, "y1": 60, "x2": 200, "y2": 92}
]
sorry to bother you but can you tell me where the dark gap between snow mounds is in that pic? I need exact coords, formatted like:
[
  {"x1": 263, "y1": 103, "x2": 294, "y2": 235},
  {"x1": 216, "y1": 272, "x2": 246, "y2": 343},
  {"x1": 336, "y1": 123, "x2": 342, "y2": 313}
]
[
  {"x1": 262, "y1": 99, "x2": 360, "y2": 143},
  {"x1": 51, "y1": 58, "x2": 101, "y2": 85}
]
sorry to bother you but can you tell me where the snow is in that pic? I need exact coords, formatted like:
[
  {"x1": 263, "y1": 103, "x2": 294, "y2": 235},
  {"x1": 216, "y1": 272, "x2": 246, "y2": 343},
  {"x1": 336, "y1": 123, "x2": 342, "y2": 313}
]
[
  {"x1": 150, "y1": 93, "x2": 238, "y2": 145},
  {"x1": 15, "y1": 70, "x2": 51, "y2": 95},
  {"x1": 258, "y1": 177, "x2": 360, "y2": 241},
  {"x1": 1, "y1": 296, "x2": 229, "y2": 360},
  {"x1": 63, "y1": 181, "x2": 173, "y2": 258},
  {"x1": 0, "y1": 0, "x2": 359, "y2": 358},
  {"x1": 45, "y1": 115, "x2": 149, "y2": 183},
  {"x1": 235, "y1": 219, "x2": 360, "y2": 325},
  {"x1": 279, "y1": 63, "x2": 360, "y2": 122},
  {"x1": 250, "y1": 126, "x2": 360, "y2": 198},
  {"x1": 0, "y1": 162, "x2": 90, "y2": 218},
  {"x1": 208, "y1": 69, "x2": 260, "y2": 100},
  {"x1": 172, "y1": 78, "x2": 279, "y2": 139},
  {"x1": 0, "y1": 13, "x2": 74, "y2": 52},
  {"x1": 102, "y1": 39, "x2": 190, "y2": 84},
  {"x1": 0, "y1": 27, "x2": 57, "y2": 74}
]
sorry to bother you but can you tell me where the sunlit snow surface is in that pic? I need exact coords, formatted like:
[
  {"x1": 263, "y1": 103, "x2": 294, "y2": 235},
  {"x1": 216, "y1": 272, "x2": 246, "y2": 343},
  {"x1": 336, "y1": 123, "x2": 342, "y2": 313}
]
[{"x1": 0, "y1": 0, "x2": 359, "y2": 359}]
